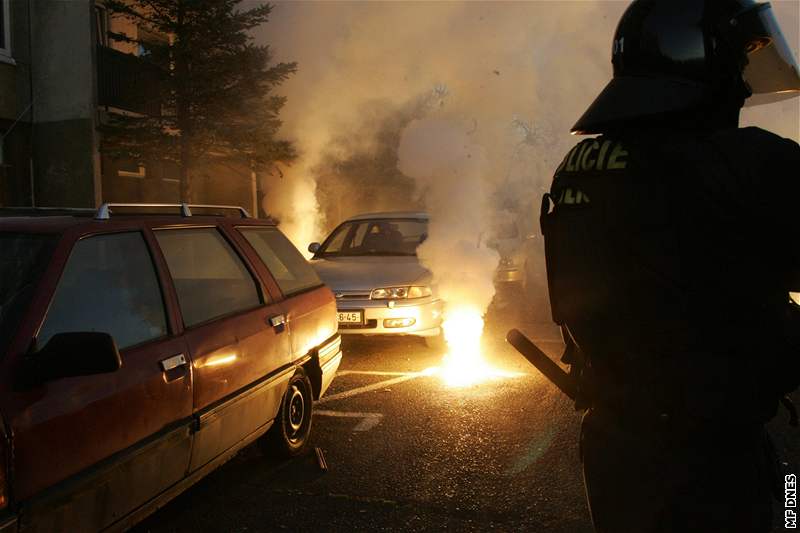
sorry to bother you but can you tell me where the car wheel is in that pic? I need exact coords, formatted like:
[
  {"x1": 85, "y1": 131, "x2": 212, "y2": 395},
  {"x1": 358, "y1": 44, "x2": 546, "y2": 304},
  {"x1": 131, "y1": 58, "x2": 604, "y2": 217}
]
[{"x1": 262, "y1": 368, "x2": 313, "y2": 458}]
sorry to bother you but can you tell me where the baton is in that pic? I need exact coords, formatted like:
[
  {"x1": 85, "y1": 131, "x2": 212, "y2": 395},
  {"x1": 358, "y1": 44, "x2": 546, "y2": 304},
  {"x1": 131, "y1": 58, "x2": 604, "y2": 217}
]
[{"x1": 506, "y1": 328, "x2": 577, "y2": 400}]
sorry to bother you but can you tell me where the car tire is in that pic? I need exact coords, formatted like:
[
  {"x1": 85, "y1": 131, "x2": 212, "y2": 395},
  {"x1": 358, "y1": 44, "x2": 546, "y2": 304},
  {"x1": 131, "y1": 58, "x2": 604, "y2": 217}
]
[
  {"x1": 424, "y1": 332, "x2": 447, "y2": 351},
  {"x1": 262, "y1": 368, "x2": 313, "y2": 458}
]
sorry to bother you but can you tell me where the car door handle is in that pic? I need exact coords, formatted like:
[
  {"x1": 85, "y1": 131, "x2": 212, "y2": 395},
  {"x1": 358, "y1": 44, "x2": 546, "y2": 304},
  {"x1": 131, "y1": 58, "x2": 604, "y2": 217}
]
[
  {"x1": 160, "y1": 353, "x2": 187, "y2": 372},
  {"x1": 269, "y1": 314, "x2": 287, "y2": 329}
]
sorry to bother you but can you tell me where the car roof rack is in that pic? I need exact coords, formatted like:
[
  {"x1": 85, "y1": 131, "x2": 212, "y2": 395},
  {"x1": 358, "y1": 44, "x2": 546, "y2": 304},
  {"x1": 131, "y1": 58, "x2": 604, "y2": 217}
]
[{"x1": 95, "y1": 203, "x2": 251, "y2": 220}]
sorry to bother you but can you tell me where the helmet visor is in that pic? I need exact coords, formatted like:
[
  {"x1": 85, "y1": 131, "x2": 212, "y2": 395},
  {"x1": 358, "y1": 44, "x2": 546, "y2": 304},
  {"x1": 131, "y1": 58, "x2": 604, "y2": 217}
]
[{"x1": 733, "y1": 3, "x2": 800, "y2": 105}]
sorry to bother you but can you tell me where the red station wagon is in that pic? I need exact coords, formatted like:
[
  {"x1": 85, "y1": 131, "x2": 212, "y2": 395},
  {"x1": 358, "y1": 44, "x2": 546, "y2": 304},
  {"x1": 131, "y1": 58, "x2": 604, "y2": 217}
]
[{"x1": 0, "y1": 203, "x2": 342, "y2": 532}]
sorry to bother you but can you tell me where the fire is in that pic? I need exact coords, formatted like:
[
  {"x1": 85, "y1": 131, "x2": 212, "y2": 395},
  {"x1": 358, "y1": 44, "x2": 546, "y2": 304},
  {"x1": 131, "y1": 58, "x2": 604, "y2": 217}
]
[{"x1": 435, "y1": 306, "x2": 520, "y2": 387}]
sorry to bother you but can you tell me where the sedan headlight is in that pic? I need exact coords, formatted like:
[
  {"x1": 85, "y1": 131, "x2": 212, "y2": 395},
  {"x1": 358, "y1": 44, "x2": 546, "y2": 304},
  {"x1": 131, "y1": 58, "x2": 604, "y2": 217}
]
[
  {"x1": 370, "y1": 286, "x2": 432, "y2": 300},
  {"x1": 407, "y1": 286, "x2": 432, "y2": 298}
]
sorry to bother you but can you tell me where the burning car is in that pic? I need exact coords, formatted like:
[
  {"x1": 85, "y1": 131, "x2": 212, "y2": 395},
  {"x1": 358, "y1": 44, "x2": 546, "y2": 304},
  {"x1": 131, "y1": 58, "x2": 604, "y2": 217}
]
[
  {"x1": 490, "y1": 215, "x2": 526, "y2": 285},
  {"x1": 308, "y1": 212, "x2": 445, "y2": 347}
]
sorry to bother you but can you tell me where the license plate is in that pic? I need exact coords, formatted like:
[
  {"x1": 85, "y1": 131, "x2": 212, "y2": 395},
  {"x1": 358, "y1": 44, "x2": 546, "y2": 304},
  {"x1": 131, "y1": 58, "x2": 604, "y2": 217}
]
[{"x1": 338, "y1": 311, "x2": 363, "y2": 324}]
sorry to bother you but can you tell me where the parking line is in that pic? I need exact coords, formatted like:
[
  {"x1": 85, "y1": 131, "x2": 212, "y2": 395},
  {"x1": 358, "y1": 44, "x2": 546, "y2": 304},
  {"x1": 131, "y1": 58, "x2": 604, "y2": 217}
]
[
  {"x1": 315, "y1": 410, "x2": 384, "y2": 432},
  {"x1": 337, "y1": 370, "x2": 419, "y2": 377},
  {"x1": 319, "y1": 373, "x2": 425, "y2": 404},
  {"x1": 315, "y1": 410, "x2": 383, "y2": 418}
]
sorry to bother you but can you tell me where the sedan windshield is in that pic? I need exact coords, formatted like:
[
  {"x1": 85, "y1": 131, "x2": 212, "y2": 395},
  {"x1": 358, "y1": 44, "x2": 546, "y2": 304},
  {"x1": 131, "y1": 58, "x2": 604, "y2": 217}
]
[
  {"x1": 318, "y1": 219, "x2": 428, "y2": 256},
  {"x1": 0, "y1": 233, "x2": 55, "y2": 356}
]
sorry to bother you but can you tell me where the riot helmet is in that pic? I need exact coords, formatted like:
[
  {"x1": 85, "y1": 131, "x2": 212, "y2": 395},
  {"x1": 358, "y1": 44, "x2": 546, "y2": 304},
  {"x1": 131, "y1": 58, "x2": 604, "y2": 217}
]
[{"x1": 572, "y1": 0, "x2": 800, "y2": 134}]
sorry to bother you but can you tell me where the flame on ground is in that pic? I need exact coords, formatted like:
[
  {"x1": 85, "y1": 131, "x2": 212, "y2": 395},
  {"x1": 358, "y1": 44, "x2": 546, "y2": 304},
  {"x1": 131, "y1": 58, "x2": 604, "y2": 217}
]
[{"x1": 433, "y1": 306, "x2": 521, "y2": 387}]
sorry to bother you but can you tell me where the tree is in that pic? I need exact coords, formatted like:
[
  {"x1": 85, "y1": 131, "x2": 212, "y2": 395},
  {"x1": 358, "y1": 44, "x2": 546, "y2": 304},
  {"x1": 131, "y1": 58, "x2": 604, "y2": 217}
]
[{"x1": 102, "y1": 0, "x2": 296, "y2": 201}]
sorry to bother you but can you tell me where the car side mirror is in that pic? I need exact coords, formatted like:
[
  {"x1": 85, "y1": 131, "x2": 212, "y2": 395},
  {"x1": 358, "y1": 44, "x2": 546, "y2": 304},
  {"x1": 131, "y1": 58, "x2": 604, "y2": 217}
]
[
  {"x1": 23, "y1": 332, "x2": 122, "y2": 384},
  {"x1": 308, "y1": 242, "x2": 321, "y2": 254}
]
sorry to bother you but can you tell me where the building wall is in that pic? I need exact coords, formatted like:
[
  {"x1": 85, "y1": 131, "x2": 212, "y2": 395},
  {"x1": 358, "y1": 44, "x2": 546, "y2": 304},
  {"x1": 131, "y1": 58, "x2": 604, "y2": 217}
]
[
  {"x1": 29, "y1": 0, "x2": 98, "y2": 207},
  {"x1": 192, "y1": 160, "x2": 256, "y2": 214},
  {"x1": 0, "y1": 62, "x2": 16, "y2": 119},
  {"x1": 0, "y1": 0, "x2": 33, "y2": 206},
  {"x1": 1, "y1": 1, "x2": 258, "y2": 213},
  {"x1": 100, "y1": 155, "x2": 257, "y2": 215},
  {"x1": 101, "y1": 155, "x2": 180, "y2": 203},
  {"x1": 0, "y1": 118, "x2": 31, "y2": 206}
]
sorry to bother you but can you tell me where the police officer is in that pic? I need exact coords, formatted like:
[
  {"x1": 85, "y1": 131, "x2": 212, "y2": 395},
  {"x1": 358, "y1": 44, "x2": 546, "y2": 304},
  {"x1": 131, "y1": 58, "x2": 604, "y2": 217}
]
[{"x1": 541, "y1": 1, "x2": 800, "y2": 531}]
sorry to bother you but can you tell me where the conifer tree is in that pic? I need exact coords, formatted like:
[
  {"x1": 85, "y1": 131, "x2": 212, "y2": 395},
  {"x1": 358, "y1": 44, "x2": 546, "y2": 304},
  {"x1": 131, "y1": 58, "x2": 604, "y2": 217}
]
[{"x1": 102, "y1": 0, "x2": 296, "y2": 201}]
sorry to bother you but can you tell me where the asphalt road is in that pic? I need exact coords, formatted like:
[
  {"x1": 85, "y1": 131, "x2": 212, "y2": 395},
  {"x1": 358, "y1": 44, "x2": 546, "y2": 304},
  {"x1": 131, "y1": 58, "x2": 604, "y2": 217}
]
[{"x1": 132, "y1": 290, "x2": 800, "y2": 533}]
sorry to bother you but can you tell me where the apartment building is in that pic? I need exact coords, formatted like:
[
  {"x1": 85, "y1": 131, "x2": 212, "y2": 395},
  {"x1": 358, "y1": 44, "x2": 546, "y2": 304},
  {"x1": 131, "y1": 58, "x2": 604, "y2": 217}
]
[{"x1": 0, "y1": 1, "x2": 258, "y2": 212}]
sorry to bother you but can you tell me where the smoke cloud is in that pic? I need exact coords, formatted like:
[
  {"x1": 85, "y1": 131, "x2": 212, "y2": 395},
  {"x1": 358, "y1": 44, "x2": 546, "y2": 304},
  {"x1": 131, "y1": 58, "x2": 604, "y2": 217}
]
[
  {"x1": 262, "y1": 164, "x2": 321, "y2": 255},
  {"x1": 398, "y1": 116, "x2": 500, "y2": 315},
  {"x1": 257, "y1": 0, "x2": 799, "y2": 284}
]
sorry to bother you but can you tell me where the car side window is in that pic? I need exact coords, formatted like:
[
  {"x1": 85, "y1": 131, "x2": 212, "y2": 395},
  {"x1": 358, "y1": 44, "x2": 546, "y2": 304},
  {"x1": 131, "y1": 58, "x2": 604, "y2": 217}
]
[
  {"x1": 322, "y1": 225, "x2": 349, "y2": 254},
  {"x1": 155, "y1": 228, "x2": 261, "y2": 327},
  {"x1": 38, "y1": 232, "x2": 168, "y2": 351},
  {"x1": 239, "y1": 227, "x2": 323, "y2": 297},
  {"x1": 351, "y1": 224, "x2": 368, "y2": 248}
]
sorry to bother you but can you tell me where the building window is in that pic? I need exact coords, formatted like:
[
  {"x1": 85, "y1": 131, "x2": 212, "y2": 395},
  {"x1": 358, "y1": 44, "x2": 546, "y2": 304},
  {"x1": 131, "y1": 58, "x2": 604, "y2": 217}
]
[
  {"x1": 117, "y1": 161, "x2": 146, "y2": 178},
  {"x1": 0, "y1": 0, "x2": 12, "y2": 59},
  {"x1": 136, "y1": 27, "x2": 166, "y2": 58}
]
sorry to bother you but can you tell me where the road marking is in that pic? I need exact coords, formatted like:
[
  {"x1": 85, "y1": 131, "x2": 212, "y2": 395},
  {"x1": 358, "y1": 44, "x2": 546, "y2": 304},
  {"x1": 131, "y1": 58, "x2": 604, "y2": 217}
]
[
  {"x1": 354, "y1": 417, "x2": 382, "y2": 432},
  {"x1": 315, "y1": 410, "x2": 384, "y2": 432},
  {"x1": 319, "y1": 374, "x2": 423, "y2": 404},
  {"x1": 337, "y1": 370, "x2": 419, "y2": 377}
]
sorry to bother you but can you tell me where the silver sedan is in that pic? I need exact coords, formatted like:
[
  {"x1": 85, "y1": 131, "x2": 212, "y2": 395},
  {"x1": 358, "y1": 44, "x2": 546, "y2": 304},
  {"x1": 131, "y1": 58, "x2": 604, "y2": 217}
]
[{"x1": 309, "y1": 212, "x2": 444, "y2": 347}]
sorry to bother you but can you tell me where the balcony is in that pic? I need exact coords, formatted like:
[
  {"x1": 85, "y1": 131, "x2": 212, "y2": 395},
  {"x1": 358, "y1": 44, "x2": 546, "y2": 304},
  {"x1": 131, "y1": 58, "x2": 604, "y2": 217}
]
[{"x1": 96, "y1": 45, "x2": 163, "y2": 116}]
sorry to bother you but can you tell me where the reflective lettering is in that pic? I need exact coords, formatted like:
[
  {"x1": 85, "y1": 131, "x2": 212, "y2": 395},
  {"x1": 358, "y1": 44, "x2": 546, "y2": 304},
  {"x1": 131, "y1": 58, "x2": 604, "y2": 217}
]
[
  {"x1": 596, "y1": 140, "x2": 612, "y2": 170},
  {"x1": 556, "y1": 188, "x2": 590, "y2": 206},
  {"x1": 581, "y1": 140, "x2": 600, "y2": 171},
  {"x1": 576, "y1": 142, "x2": 590, "y2": 169},
  {"x1": 558, "y1": 139, "x2": 629, "y2": 173},
  {"x1": 607, "y1": 142, "x2": 629, "y2": 170}
]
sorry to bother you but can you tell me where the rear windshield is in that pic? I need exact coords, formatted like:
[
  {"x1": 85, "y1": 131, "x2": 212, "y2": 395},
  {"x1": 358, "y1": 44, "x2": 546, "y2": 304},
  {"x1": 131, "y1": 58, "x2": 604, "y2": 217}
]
[{"x1": 0, "y1": 233, "x2": 56, "y2": 356}]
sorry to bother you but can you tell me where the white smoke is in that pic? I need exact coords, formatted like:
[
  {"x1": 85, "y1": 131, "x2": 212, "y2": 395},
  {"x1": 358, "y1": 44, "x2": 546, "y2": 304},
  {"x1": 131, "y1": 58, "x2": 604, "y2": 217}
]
[
  {"x1": 257, "y1": 0, "x2": 799, "y2": 261},
  {"x1": 261, "y1": 164, "x2": 320, "y2": 255},
  {"x1": 398, "y1": 117, "x2": 500, "y2": 315},
  {"x1": 257, "y1": 0, "x2": 626, "y2": 255}
]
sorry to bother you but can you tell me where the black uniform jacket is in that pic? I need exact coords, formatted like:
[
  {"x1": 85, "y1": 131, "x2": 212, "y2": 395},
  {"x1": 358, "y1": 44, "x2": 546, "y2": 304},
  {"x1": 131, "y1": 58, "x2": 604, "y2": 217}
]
[{"x1": 544, "y1": 127, "x2": 800, "y2": 422}]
